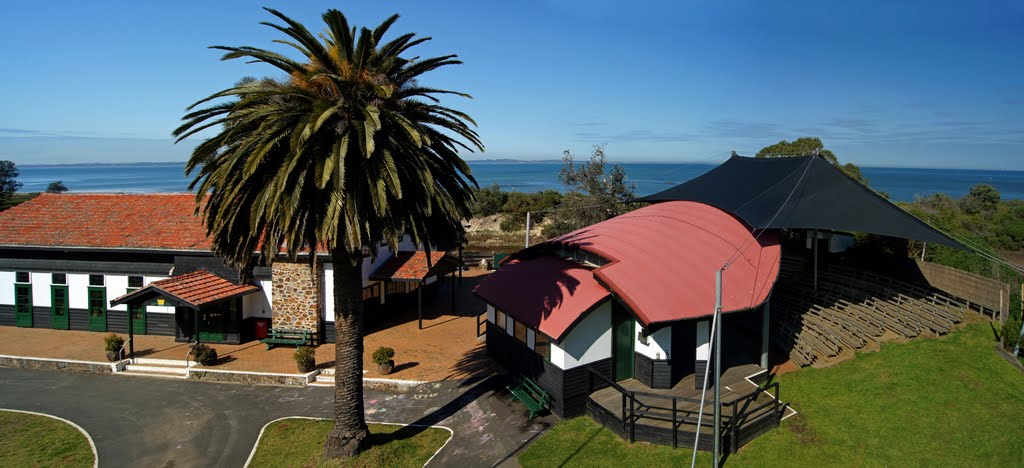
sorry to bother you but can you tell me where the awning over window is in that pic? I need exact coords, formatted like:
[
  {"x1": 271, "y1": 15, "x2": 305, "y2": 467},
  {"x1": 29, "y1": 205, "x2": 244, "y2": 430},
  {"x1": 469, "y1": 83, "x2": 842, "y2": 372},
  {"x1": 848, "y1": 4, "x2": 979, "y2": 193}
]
[
  {"x1": 474, "y1": 255, "x2": 611, "y2": 340},
  {"x1": 110, "y1": 270, "x2": 259, "y2": 309},
  {"x1": 370, "y1": 251, "x2": 460, "y2": 282}
]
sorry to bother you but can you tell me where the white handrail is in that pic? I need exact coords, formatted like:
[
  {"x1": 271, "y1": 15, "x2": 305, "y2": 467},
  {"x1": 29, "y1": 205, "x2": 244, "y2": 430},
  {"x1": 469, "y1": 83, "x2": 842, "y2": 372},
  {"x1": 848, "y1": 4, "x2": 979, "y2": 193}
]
[{"x1": 117, "y1": 337, "x2": 133, "y2": 362}]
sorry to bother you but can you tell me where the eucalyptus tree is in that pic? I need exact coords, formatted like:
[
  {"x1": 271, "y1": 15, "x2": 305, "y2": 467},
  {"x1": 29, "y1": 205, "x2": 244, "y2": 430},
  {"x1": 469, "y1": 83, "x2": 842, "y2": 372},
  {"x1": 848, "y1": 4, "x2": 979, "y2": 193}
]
[{"x1": 173, "y1": 8, "x2": 480, "y2": 458}]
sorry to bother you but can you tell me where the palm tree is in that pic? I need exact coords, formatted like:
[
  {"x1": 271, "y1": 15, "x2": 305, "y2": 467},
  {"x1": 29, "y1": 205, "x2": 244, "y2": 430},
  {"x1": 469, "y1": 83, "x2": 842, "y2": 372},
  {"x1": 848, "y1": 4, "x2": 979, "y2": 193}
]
[{"x1": 173, "y1": 8, "x2": 480, "y2": 458}]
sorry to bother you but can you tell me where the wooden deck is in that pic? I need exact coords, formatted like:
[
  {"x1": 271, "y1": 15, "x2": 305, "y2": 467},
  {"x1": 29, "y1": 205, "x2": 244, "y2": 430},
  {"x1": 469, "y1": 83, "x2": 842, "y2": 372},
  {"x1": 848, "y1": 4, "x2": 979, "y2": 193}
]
[{"x1": 587, "y1": 363, "x2": 785, "y2": 452}]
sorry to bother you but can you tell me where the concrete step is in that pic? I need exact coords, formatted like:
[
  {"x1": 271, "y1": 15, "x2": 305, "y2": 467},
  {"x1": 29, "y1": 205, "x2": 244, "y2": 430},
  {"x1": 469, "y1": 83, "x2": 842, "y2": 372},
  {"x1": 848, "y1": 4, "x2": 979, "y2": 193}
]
[
  {"x1": 132, "y1": 357, "x2": 192, "y2": 367},
  {"x1": 124, "y1": 364, "x2": 189, "y2": 376},
  {"x1": 120, "y1": 369, "x2": 189, "y2": 380},
  {"x1": 309, "y1": 381, "x2": 333, "y2": 387}
]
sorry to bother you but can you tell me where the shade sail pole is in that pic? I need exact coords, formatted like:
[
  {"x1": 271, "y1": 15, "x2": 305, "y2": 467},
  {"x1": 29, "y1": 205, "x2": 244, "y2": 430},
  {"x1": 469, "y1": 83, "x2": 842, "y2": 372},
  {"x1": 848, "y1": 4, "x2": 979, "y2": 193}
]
[
  {"x1": 713, "y1": 268, "x2": 723, "y2": 465},
  {"x1": 690, "y1": 269, "x2": 723, "y2": 468},
  {"x1": 525, "y1": 212, "x2": 532, "y2": 248}
]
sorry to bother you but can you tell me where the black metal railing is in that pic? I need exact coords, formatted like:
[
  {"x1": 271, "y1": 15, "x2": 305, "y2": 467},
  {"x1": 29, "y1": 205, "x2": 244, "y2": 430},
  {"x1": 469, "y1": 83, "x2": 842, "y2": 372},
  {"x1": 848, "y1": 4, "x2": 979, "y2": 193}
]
[{"x1": 585, "y1": 367, "x2": 782, "y2": 452}]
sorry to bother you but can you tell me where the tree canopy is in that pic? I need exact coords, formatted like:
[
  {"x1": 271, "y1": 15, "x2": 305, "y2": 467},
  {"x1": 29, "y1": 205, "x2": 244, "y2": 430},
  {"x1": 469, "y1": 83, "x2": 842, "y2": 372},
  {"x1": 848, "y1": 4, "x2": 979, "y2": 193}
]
[
  {"x1": 45, "y1": 181, "x2": 68, "y2": 194},
  {"x1": 756, "y1": 137, "x2": 868, "y2": 185},
  {"x1": 543, "y1": 145, "x2": 636, "y2": 237},
  {"x1": 0, "y1": 160, "x2": 21, "y2": 202},
  {"x1": 172, "y1": 7, "x2": 480, "y2": 459}
]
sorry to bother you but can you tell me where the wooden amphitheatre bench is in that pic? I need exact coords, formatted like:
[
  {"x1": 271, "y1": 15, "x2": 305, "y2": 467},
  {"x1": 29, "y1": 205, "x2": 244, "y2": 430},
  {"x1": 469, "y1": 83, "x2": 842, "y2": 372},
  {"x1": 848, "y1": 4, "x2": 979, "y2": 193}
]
[
  {"x1": 508, "y1": 375, "x2": 550, "y2": 420},
  {"x1": 261, "y1": 328, "x2": 312, "y2": 350}
]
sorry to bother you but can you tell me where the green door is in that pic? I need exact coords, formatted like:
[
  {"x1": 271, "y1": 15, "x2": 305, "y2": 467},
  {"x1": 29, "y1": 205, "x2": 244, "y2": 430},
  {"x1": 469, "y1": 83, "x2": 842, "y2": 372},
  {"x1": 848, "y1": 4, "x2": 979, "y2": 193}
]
[
  {"x1": 126, "y1": 288, "x2": 146, "y2": 335},
  {"x1": 130, "y1": 303, "x2": 147, "y2": 334},
  {"x1": 50, "y1": 285, "x2": 69, "y2": 329},
  {"x1": 14, "y1": 284, "x2": 32, "y2": 327},
  {"x1": 87, "y1": 287, "x2": 107, "y2": 332},
  {"x1": 197, "y1": 309, "x2": 224, "y2": 342},
  {"x1": 612, "y1": 304, "x2": 635, "y2": 381}
]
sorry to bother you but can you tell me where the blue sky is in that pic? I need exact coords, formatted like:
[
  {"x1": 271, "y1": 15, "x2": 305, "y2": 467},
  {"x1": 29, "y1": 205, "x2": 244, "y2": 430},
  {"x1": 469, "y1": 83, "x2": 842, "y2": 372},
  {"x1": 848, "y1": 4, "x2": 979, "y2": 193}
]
[{"x1": 0, "y1": 1, "x2": 1022, "y2": 169}]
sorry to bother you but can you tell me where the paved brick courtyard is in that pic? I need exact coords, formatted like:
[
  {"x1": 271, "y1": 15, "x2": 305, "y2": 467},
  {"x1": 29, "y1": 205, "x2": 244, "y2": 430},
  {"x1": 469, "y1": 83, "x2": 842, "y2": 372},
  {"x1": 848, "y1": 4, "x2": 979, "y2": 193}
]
[{"x1": 0, "y1": 269, "x2": 496, "y2": 382}]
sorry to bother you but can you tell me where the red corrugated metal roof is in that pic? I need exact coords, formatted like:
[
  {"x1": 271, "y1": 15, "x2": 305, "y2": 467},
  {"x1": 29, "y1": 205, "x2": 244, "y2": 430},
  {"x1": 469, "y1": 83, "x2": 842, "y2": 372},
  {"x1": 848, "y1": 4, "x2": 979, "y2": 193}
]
[
  {"x1": 473, "y1": 255, "x2": 611, "y2": 340},
  {"x1": 370, "y1": 251, "x2": 458, "y2": 281},
  {"x1": 552, "y1": 201, "x2": 780, "y2": 325},
  {"x1": 112, "y1": 270, "x2": 259, "y2": 308},
  {"x1": 0, "y1": 193, "x2": 211, "y2": 251}
]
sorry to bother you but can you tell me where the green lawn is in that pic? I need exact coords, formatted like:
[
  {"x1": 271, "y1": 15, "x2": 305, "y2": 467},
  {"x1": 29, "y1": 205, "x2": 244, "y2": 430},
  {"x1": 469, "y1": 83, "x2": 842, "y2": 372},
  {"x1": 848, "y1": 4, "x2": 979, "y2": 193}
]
[
  {"x1": 520, "y1": 322, "x2": 1024, "y2": 467},
  {"x1": 0, "y1": 410, "x2": 94, "y2": 467},
  {"x1": 248, "y1": 419, "x2": 450, "y2": 468}
]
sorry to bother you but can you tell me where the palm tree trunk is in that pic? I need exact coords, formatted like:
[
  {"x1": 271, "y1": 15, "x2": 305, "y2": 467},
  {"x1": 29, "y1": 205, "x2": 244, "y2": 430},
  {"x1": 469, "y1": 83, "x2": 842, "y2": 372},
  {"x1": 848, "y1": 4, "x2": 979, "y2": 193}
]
[{"x1": 323, "y1": 248, "x2": 369, "y2": 458}]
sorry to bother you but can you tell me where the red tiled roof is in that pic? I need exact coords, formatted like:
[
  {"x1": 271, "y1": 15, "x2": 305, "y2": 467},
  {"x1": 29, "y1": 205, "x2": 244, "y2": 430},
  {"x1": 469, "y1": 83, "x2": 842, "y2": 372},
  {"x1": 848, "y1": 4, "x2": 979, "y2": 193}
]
[
  {"x1": 112, "y1": 270, "x2": 259, "y2": 308},
  {"x1": 0, "y1": 193, "x2": 211, "y2": 251},
  {"x1": 552, "y1": 201, "x2": 781, "y2": 325},
  {"x1": 474, "y1": 255, "x2": 611, "y2": 340},
  {"x1": 370, "y1": 251, "x2": 459, "y2": 281}
]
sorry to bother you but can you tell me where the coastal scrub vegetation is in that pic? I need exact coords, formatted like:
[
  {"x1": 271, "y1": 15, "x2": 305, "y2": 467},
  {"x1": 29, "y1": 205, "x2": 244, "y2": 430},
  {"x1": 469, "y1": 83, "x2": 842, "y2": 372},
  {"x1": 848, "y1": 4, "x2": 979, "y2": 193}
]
[
  {"x1": 468, "y1": 145, "x2": 636, "y2": 244},
  {"x1": 172, "y1": 7, "x2": 480, "y2": 459}
]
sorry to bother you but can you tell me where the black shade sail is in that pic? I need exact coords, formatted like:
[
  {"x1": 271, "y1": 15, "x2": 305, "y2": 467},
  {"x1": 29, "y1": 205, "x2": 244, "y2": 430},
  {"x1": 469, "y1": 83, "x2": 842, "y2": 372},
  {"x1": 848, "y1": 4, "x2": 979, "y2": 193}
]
[{"x1": 638, "y1": 154, "x2": 965, "y2": 249}]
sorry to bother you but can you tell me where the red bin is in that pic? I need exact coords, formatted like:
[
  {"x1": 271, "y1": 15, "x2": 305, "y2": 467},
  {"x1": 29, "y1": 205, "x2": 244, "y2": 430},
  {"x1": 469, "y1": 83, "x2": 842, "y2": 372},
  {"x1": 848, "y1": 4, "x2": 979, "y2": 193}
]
[{"x1": 254, "y1": 318, "x2": 270, "y2": 339}]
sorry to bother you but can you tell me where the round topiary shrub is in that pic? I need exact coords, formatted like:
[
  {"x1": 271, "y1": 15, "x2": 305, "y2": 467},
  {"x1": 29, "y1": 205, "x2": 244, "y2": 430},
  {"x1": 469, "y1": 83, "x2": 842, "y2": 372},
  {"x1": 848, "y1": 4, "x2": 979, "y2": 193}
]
[
  {"x1": 372, "y1": 346, "x2": 395, "y2": 375},
  {"x1": 294, "y1": 346, "x2": 316, "y2": 373},
  {"x1": 192, "y1": 343, "x2": 218, "y2": 366},
  {"x1": 104, "y1": 334, "x2": 125, "y2": 361}
]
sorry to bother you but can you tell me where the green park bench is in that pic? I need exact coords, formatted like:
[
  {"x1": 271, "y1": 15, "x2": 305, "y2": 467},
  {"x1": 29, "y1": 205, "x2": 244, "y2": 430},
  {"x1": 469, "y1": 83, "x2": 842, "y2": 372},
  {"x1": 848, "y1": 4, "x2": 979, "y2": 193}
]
[
  {"x1": 261, "y1": 328, "x2": 312, "y2": 350},
  {"x1": 508, "y1": 375, "x2": 550, "y2": 420}
]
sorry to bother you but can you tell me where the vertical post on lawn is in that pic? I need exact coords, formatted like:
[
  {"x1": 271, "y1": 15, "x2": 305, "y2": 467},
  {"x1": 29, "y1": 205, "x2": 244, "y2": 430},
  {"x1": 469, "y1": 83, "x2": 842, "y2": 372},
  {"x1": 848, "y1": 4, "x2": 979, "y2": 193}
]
[
  {"x1": 525, "y1": 212, "x2": 532, "y2": 248},
  {"x1": 1016, "y1": 282, "x2": 1024, "y2": 356},
  {"x1": 713, "y1": 268, "x2": 723, "y2": 465},
  {"x1": 761, "y1": 291, "x2": 770, "y2": 369}
]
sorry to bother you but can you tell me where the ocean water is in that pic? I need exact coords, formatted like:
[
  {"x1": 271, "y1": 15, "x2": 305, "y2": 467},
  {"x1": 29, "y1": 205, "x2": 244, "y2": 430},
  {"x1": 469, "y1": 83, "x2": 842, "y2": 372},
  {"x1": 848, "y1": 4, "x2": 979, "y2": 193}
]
[{"x1": 15, "y1": 161, "x2": 1024, "y2": 202}]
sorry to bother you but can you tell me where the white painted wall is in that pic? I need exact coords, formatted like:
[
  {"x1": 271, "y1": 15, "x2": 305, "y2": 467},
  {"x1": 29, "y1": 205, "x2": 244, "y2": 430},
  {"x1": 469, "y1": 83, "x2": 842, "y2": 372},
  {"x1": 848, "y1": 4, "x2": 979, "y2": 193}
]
[
  {"x1": 0, "y1": 271, "x2": 14, "y2": 305},
  {"x1": 30, "y1": 272, "x2": 51, "y2": 307},
  {"x1": 144, "y1": 275, "x2": 174, "y2": 314},
  {"x1": 68, "y1": 274, "x2": 90, "y2": 309},
  {"x1": 696, "y1": 320, "x2": 710, "y2": 361},
  {"x1": 323, "y1": 264, "x2": 335, "y2": 322},
  {"x1": 243, "y1": 282, "x2": 272, "y2": 320},
  {"x1": 635, "y1": 323, "x2": 672, "y2": 360},
  {"x1": 486, "y1": 304, "x2": 495, "y2": 323},
  {"x1": 550, "y1": 301, "x2": 612, "y2": 370},
  {"x1": 107, "y1": 275, "x2": 129, "y2": 312}
]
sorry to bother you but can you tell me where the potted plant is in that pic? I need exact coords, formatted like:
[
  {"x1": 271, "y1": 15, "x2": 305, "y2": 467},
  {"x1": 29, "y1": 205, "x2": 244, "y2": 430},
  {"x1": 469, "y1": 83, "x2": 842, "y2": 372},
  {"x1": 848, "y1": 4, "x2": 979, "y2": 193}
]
[
  {"x1": 104, "y1": 334, "x2": 125, "y2": 361},
  {"x1": 192, "y1": 343, "x2": 218, "y2": 366},
  {"x1": 373, "y1": 346, "x2": 395, "y2": 375},
  {"x1": 294, "y1": 346, "x2": 316, "y2": 373}
]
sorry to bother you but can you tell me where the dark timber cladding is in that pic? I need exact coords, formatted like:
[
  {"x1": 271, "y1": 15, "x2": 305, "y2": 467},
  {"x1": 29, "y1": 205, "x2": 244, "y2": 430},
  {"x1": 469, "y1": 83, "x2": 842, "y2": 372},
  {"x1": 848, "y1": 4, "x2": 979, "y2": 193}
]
[
  {"x1": 634, "y1": 353, "x2": 673, "y2": 389},
  {"x1": 486, "y1": 322, "x2": 612, "y2": 417}
]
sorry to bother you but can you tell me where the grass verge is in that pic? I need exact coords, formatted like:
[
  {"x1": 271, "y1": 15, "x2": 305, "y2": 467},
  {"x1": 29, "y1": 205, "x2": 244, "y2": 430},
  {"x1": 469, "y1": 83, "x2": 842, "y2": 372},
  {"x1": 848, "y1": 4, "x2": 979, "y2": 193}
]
[
  {"x1": 248, "y1": 419, "x2": 450, "y2": 468},
  {"x1": 0, "y1": 410, "x2": 94, "y2": 467},
  {"x1": 520, "y1": 322, "x2": 1024, "y2": 466}
]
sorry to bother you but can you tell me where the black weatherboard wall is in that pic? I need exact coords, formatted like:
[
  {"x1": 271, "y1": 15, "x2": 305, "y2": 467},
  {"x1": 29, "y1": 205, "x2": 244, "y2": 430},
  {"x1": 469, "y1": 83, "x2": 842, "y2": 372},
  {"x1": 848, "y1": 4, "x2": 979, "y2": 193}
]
[
  {"x1": 486, "y1": 322, "x2": 612, "y2": 417},
  {"x1": 635, "y1": 353, "x2": 673, "y2": 389}
]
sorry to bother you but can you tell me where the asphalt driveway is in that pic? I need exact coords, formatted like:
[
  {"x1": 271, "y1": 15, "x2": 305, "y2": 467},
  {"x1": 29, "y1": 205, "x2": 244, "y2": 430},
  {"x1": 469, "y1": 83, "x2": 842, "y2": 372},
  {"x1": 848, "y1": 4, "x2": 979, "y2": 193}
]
[{"x1": 0, "y1": 368, "x2": 549, "y2": 467}]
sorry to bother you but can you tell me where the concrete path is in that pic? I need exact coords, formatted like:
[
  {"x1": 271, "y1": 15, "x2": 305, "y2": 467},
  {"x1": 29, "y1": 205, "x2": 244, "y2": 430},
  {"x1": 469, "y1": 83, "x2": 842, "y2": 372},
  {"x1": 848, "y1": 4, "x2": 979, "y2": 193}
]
[{"x1": 0, "y1": 367, "x2": 550, "y2": 467}]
